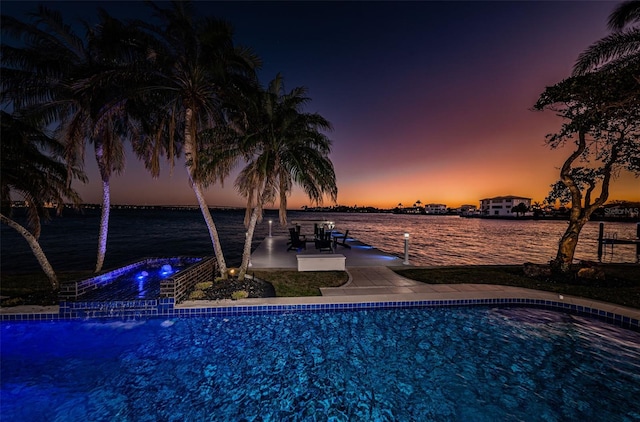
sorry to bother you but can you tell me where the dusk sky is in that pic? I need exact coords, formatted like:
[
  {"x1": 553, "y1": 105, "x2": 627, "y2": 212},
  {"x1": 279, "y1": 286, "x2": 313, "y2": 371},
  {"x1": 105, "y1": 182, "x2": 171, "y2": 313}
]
[{"x1": 4, "y1": 1, "x2": 639, "y2": 209}]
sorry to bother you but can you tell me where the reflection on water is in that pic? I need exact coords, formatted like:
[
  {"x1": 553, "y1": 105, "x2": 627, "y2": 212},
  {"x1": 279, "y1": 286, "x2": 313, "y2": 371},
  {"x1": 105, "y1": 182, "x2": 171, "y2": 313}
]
[
  {"x1": 1, "y1": 209, "x2": 638, "y2": 272},
  {"x1": 293, "y1": 213, "x2": 639, "y2": 266}
]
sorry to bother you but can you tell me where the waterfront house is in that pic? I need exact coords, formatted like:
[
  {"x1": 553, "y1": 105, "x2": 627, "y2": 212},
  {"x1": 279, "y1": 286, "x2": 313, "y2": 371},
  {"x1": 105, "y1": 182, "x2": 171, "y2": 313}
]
[
  {"x1": 457, "y1": 204, "x2": 478, "y2": 216},
  {"x1": 424, "y1": 203, "x2": 447, "y2": 214},
  {"x1": 480, "y1": 196, "x2": 531, "y2": 217}
]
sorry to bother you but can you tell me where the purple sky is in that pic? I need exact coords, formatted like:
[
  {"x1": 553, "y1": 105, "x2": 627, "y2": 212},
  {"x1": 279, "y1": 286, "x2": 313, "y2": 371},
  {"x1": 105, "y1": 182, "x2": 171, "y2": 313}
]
[{"x1": 4, "y1": 1, "x2": 638, "y2": 208}]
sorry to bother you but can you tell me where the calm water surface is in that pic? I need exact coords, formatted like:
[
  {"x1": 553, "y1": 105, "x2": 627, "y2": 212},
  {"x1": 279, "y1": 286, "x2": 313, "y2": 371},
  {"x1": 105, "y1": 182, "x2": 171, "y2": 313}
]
[{"x1": 1, "y1": 209, "x2": 638, "y2": 273}]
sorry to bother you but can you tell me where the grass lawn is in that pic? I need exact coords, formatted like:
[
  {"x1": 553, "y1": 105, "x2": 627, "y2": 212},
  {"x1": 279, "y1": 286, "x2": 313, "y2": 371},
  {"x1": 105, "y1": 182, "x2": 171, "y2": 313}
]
[
  {"x1": 393, "y1": 264, "x2": 640, "y2": 309},
  {"x1": 250, "y1": 269, "x2": 349, "y2": 297},
  {"x1": 1, "y1": 271, "x2": 93, "y2": 306}
]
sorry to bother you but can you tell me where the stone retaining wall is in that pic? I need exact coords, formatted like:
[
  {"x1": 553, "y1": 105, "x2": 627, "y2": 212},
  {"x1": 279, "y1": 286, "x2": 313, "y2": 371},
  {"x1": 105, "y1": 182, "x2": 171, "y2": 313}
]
[{"x1": 160, "y1": 257, "x2": 217, "y2": 303}]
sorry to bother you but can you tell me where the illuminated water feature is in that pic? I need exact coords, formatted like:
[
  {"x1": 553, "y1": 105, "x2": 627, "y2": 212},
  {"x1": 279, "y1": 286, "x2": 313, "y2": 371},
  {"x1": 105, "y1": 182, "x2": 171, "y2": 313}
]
[
  {"x1": 2, "y1": 307, "x2": 639, "y2": 421},
  {"x1": 70, "y1": 257, "x2": 202, "y2": 301}
]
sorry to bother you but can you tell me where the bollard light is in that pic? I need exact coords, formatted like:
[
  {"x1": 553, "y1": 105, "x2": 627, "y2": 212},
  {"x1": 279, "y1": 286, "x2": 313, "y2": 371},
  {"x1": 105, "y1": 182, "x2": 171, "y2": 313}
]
[
  {"x1": 268, "y1": 220, "x2": 273, "y2": 237},
  {"x1": 403, "y1": 233, "x2": 410, "y2": 265}
]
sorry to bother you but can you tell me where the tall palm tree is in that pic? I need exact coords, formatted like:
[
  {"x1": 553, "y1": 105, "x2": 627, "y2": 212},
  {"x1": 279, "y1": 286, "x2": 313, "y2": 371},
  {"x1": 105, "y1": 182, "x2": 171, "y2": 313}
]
[
  {"x1": 126, "y1": 1, "x2": 261, "y2": 277},
  {"x1": 1, "y1": 6, "x2": 134, "y2": 273},
  {"x1": 573, "y1": 0, "x2": 640, "y2": 75},
  {"x1": 0, "y1": 111, "x2": 85, "y2": 289},
  {"x1": 227, "y1": 74, "x2": 338, "y2": 278}
]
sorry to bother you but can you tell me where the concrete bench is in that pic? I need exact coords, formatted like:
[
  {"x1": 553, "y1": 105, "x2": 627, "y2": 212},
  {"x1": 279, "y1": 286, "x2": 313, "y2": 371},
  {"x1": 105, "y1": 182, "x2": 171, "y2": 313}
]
[{"x1": 297, "y1": 254, "x2": 346, "y2": 271}]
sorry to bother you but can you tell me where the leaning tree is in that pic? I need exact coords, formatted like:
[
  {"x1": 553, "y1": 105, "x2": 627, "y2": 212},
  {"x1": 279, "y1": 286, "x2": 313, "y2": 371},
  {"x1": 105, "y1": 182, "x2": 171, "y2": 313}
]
[
  {"x1": 0, "y1": 111, "x2": 86, "y2": 289},
  {"x1": 534, "y1": 64, "x2": 640, "y2": 273},
  {"x1": 1, "y1": 7, "x2": 139, "y2": 273},
  {"x1": 534, "y1": 1, "x2": 640, "y2": 273}
]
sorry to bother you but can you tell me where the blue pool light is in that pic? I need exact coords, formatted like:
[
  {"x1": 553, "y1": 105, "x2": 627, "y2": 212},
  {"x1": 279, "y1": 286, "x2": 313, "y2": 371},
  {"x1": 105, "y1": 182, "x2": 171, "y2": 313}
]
[
  {"x1": 160, "y1": 264, "x2": 174, "y2": 277},
  {"x1": 136, "y1": 271, "x2": 149, "y2": 280}
]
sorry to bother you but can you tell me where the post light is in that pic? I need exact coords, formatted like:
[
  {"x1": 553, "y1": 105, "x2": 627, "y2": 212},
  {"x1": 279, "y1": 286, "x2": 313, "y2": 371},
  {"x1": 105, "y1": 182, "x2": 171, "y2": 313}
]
[
  {"x1": 403, "y1": 233, "x2": 410, "y2": 265},
  {"x1": 268, "y1": 220, "x2": 272, "y2": 237}
]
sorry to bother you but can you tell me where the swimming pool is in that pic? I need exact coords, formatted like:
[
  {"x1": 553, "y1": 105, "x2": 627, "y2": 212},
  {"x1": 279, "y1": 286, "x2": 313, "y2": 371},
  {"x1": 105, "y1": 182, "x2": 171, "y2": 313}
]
[{"x1": 2, "y1": 307, "x2": 639, "y2": 421}]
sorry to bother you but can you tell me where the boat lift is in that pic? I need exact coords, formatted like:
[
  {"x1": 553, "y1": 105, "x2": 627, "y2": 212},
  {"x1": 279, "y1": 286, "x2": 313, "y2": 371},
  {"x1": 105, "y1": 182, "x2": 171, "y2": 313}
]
[{"x1": 597, "y1": 222, "x2": 640, "y2": 263}]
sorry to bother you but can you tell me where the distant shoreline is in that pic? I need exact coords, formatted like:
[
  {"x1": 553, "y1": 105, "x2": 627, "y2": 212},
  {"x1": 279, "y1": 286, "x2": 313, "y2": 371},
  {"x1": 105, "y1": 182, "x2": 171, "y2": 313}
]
[{"x1": 7, "y1": 202, "x2": 640, "y2": 223}]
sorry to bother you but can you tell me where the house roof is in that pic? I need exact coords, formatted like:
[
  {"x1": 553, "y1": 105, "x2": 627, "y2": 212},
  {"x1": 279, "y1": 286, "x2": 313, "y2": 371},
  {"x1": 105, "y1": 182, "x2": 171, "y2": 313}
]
[{"x1": 479, "y1": 195, "x2": 531, "y2": 201}]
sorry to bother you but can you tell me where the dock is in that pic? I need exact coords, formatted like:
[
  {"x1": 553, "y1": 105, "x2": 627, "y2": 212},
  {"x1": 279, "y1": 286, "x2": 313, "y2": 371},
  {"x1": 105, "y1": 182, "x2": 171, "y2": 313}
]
[
  {"x1": 249, "y1": 233, "x2": 405, "y2": 269},
  {"x1": 597, "y1": 222, "x2": 640, "y2": 263}
]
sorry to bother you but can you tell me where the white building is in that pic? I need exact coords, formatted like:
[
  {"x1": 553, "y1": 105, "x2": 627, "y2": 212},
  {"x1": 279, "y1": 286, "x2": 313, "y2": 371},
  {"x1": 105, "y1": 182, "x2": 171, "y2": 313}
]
[
  {"x1": 457, "y1": 204, "x2": 478, "y2": 215},
  {"x1": 424, "y1": 203, "x2": 447, "y2": 214},
  {"x1": 480, "y1": 196, "x2": 531, "y2": 216}
]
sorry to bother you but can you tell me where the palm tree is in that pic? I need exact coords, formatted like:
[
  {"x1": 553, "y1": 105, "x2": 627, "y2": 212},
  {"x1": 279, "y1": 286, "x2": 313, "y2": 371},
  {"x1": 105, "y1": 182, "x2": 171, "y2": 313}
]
[
  {"x1": 126, "y1": 1, "x2": 261, "y2": 278},
  {"x1": 0, "y1": 111, "x2": 85, "y2": 289},
  {"x1": 1, "y1": 6, "x2": 134, "y2": 273},
  {"x1": 573, "y1": 0, "x2": 640, "y2": 75},
  {"x1": 227, "y1": 74, "x2": 338, "y2": 278}
]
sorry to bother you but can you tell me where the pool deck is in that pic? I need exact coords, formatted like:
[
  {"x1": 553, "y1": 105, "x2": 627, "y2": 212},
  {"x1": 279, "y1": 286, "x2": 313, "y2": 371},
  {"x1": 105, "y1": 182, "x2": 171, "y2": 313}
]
[{"x1": 2, "y1": 233, "x2": 639, "y2": 322}]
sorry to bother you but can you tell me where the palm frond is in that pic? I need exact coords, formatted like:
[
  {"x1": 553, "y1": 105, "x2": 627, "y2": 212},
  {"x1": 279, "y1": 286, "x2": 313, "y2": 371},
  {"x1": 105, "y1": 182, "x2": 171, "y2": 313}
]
[
  {"x1": 608, "y1": 0, "x2": 640, "y2": 31},
  {"x1": 573, "y1": 29, "x2": 640, "y2": 75}
]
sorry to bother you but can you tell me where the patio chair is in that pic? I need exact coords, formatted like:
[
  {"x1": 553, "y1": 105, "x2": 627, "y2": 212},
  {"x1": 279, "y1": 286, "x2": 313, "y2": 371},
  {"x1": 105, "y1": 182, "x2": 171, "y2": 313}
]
[
  {"x1": 333, "y1": 230, "x2": 351, "y2": 249},
  {"x1": 287, "y1": 228, "x2": 307, "y2": 251},
  {"x1": 315, "y1": 231, "x2": 333, "y2": 253}
]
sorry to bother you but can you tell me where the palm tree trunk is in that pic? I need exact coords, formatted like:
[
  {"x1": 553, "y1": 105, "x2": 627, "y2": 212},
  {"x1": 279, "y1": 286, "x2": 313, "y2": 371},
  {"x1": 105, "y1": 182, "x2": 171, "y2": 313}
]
[
  {"x1": 191, "y1": 181, "x2": 227, "y2": 275},
  {"x1": 94, "y1": 143, "x2": 111, "y2": 273},
  {"x1": 1, "y1": 213, "x2": 59, "y2": 290},
  {"x1": 184, "y1": 107, "x2": 227, "y2": 277},
  {"x1": 95, "y1": 179, "x2": 110, "y2": 272},
  {"x1": 239, "y1": 206, "x2": 260, "y2": 279}
]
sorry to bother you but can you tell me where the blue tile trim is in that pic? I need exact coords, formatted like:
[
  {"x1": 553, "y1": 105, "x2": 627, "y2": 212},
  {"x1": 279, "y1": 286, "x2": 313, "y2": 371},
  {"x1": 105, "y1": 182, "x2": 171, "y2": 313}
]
[{"x1": 1, "y1": 298, "x2": 638, "y2": 331}]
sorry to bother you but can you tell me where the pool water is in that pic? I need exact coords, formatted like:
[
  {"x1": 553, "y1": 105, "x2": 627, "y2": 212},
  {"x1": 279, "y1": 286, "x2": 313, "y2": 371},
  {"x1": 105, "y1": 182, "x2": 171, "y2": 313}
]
[{"x1": 2, "y1": 307, "x2": 640, "y2": 421}]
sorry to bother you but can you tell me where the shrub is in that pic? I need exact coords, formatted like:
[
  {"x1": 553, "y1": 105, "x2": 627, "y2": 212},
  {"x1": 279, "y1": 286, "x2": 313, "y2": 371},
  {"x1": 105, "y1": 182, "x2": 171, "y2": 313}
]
[
  {"x1": 189, "y1": 290, "x2": 205, "y2": 300},
  {"x1": 231, "y1": 290, "x2": 248, "y2": 300},
  {"x1": 195, "y1": 281, "x2": 213, "y2": 290}
]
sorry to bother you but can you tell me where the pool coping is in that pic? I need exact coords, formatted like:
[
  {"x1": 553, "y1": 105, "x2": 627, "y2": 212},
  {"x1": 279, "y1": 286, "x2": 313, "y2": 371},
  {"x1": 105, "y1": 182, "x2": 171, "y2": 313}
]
[{"x1": 2, "y1": 284, "x2": 639, "y2": 331}]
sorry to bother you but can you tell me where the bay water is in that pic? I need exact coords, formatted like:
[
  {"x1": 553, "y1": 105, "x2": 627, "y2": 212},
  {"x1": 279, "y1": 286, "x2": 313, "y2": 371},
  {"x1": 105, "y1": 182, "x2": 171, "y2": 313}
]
[{"x1": 1, "y1": 208, "x2": 638, "y2": 274}]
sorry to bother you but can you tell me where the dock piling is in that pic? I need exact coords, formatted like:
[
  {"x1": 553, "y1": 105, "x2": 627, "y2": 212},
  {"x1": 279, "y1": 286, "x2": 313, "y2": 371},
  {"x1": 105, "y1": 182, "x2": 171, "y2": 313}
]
[{"x1": 597, "y1": 222, "x2": 604, "y2": 262}]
